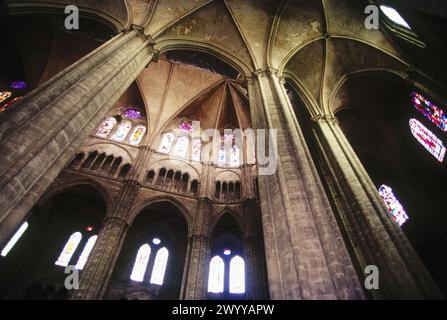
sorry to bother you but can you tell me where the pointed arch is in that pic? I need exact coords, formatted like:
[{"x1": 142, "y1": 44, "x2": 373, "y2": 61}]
[
  {"x1": 4, "y1": 1, "x2": 128, "y2": 32},
  {"x1": 129, "y1": 196, "x2": 192, "y2": 235},
  {"x1": 283, "y1": 71, "x2": 322, "y2": 118},
  {"x1": 155, "y1": 40, "x2": 252, "y2": 78},
  {"x1": 211, "y1": 208, "x2": 245, "y2": 237},
  {"x1": 82, "y1": 142, "x2": 134, "y2": 164},
  {"x1": 37, "y1": 180, "x2": 114, "y2": 216},
  {"x1": 328, "y1": 69, "x2": 408, "y2": 116},
  {"x1": 266, "y1": 0, "x2": 288, "y2": 69}
]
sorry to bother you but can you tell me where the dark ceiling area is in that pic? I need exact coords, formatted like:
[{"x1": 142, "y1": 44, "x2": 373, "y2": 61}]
[
  {"x1": 0, "y1": 14, "x2": 115, "y2": 91},
  {"x1": 165, "y1": 50, "x2": 240, "y2": 79}
]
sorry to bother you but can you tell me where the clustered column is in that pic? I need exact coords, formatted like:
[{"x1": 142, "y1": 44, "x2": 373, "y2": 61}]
[
  {"x1": 72, "y1": 142, "x2": 157, "y2": 299},
  {"x1": 181, "y1": 197, "x2": 212, "y2": 300},
  {"x1": 72, "y1": 180, "x2": 141, "y2": 300},
  {"x1": 310, "y1": 116, "x2": 443, "y2": 299},
  {"x1": 0, "y1": 28, "x2": 155, "y2": 246},
  {"x1": 182, "y1": 162, "x2": 215, "y2": 299},
  {"x1": 243, "y1": 198, "x2": 268, "y2": 300},
  {"x1": 247, "y1": 69, "x2": 364, "y2": 300}
]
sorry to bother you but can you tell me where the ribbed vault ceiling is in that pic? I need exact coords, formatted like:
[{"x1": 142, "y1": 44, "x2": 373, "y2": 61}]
[
  {"x1": 5, "y1": 0, "x2": 429, "y2": 116},
  {"x1": 138, "y1": 0, "x2": 411, "y2": 115}
]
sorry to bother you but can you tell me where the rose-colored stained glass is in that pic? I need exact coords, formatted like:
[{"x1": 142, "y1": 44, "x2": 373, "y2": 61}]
[
  {"x1": 411, "y1": 92, "x2": 447, "y2": 132},
  {"x1": 409, "y1": 118, "x2": 446, "y2": 162}
]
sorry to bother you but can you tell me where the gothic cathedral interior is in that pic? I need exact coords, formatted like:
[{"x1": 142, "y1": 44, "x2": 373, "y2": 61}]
[{"x1": 0, "y1": 0, "x2": 447, "y2": 300}]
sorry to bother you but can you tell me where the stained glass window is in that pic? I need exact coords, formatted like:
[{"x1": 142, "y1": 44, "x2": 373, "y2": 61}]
[
  {"x1": 224, "y1": 134, "x2": 234, "y2": 142},
  {"x1": 409, "y1": 118, "x2": 446, "y2": 162},
  {"x1": 229, "y1": 256, "x2": 245, "y2": 294},
  {"x1": 0, "y1": 96, "x2": 23, "y2": 113},
  {"x1": 230, "y1": 145, "x2": 240, "y2": 167},
  {"x1": 123, "y1": 108, "x2": 142, "y2": 120},
  {"x1": 55, "y1": 232, "x2": 82, "y2": 267},
  {"x1": 217, "y1": 134, "x2": 240, "y2": 167},
  {"x1": 208, "y1": 256, "x2": 225, "y2": 294},
  {"x1": 379, "y1": 185, "x2": 409, "y2": 227},
  {"x1": 150, "y1": 247, "x2": 169, "y2": 285},
  {"x1": 380, "y1": 5, "x2": 411, "y2": 29},
  {"x1": 1, "y1": 222, "x2": 28, "y2": 257},
  {"x1": 411, "y1": 92, "x2": 447, "y2": 132},
  {"x1": 0, "y1": 91, "x2": 12, "y2": 104},
  {"x1": 74, "y1": 235, "x2": 97, "y2": 270},
  {"x1": 191, "y1": 139, "x2": 202, "y2": 162},
  {"x1": 128, "y1": 125, "x2": 146, "y2": 145},
  {"x1": 130, "y1": 244, "x2": 151, "y2": 282},
  {"x1": 159, "y1": 133, "x2": 175, "y2": 153},
  {"x1": 10, "y1": 81, "x2": 27, "y2": 90},
  {"x1": 179, "y1": 121, "x2": 194, "y2": 133},
  {"x1": 173, "y1": 136, "x2": 189, "y2": 158},
  {"x1": 96, "y1": 117, "x2": 117, "y2": 138},
  {"x1": 218, "y1": 145, "x2": 226, "y2": 166},
  {"x1": 111, "y1": 120, "x2": 132, "y2": 142}
]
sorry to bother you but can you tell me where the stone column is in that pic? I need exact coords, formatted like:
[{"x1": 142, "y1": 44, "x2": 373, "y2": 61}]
[
  {"x1": 0, "y1": 27, "x2": 155, "y2": 245},
  {"x1": 72, "y1": 180, "x2": 141, "y2": 300},
  {"x1": 247, "y1": 69, "x2": 364, "y2": 300},
  {"x1": 181, "y1": 163, "x2": 213, "y2": 299},
  {"x1": 243, "y1": 199, "x2": 268, "y2": 300},
  {"x1": 181, "y1": 197, "x2": 211, "y2": 300},
  {"x1": 72, "y1": 133, "x2": 157, "y2": 299},
  {"x1": 240, "y1": 164, "x2": 256, "y2": 199},
  {"x1": 311, "y1": 116, "x2": 443, "y2": 299},
  {"x1": 131, "y1": 145, "x2": 152, "y2": 183}
]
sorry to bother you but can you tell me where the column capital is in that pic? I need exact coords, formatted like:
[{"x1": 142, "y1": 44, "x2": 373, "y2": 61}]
[
  {"x1": 311, "y1": 114, "x2": 337, "y2": 124},
  {"x1": 149, "y1": 48, "x2": 160, "y2": 62},
  {"x1": 204, "y1": 162, "x2": 217, "y2": 168},
  {"x1": 244, "y1": 76, "x2": 256, "y2": 86},
  {"x1": 122, "y1": 179, "x2": 142, "y2": 189},
  {"x1": 197, "y1": 196, "x2": 212, "y2": 205},
  {"x1": 139, "y1": 145, "x2": 151, "y2": 152},
  {"x1": 190, "y1": 234, "x2": 210, "y2": 242},
  {"x1": 252, "y1": 67, "x2": 279, "y2": 79},
  {"x1": 124, "y1": 25, "x2": 159, "y2": 62},
  {"x1": 124, "y1": 24, "x2": 154, "y2": 43},
  {"x1": 103, "y1": 215, "x2": 130, "y2": 228}
]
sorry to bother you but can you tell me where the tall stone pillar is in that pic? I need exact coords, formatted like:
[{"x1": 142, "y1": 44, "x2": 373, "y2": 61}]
[
  {"x1": 311, "y1": 116, "x2": 443, "y2": 299},
  {"x1": 131, "y1": 145, "x2": 152, "y2": 183},
  {"x1": 72, "y1": 138, "x2": 156, "y2": 299},
  {"x1": 243, "y1": 199, "x2": 268, "y2": 300},
  {"x1": 247, "y1": 69, "x2": 364, "y2": 300},
  {"x1": 0, "y1": 28, "x2": 155, "y2": 245},
  {"x1": 181, "y1": 197, "x2": 211, "y2": 300},
  {"x1": 72, "y1": 180, "x2": 141, "y2": 300},
  {"x1": 181, "y1": 163, "x2": 213, "y2": 300},
  {"x1": 240, "y1": 164, "x2": 254, "y2": 199}
]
